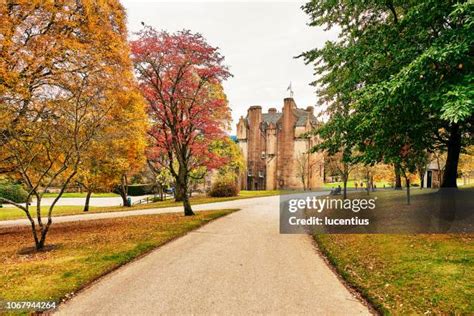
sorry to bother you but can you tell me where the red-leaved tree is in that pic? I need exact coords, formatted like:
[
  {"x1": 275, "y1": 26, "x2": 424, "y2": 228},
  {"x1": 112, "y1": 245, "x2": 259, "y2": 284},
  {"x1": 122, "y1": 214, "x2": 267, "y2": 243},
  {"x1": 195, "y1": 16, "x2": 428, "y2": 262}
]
[{"x1": 131, "y1": 27, "x2": 231, "y2": 216}]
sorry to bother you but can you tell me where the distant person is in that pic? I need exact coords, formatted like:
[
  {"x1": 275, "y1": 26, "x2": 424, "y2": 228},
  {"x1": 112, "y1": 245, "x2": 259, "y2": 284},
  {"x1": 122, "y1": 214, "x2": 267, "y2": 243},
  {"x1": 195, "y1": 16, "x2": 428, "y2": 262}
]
[
  {"x1": 355, "y1": 182, "x2": 358, "y2": 190},
  {"x1": 360, "y1": 182, "x2": 364, "y2": 189}
]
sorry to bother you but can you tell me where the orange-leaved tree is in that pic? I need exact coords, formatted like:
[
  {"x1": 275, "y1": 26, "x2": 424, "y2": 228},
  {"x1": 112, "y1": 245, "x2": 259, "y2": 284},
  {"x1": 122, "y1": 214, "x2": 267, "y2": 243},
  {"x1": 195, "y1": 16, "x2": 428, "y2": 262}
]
[
  {"x1": 0, "y1": 0, "x2": 141, "y2": 250},
  {"x1": 76, "y1": 89, "x2": 147, "y2": 211}
]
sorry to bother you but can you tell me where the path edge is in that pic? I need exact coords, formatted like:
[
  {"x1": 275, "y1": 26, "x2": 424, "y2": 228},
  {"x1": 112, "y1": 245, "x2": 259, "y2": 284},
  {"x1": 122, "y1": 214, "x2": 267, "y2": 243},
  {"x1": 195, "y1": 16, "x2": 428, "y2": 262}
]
[
  {"x1": 47, "y1": 208, "x2": 240, "y2": 315},
  {"x1": 308, "y1": 234, "x2": 381, "y2": 315}
]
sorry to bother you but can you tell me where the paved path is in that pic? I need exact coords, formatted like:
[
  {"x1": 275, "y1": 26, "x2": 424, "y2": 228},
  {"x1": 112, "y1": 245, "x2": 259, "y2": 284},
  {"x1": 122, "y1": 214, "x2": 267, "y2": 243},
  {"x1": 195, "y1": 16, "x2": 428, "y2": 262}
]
[{"x1": 55, "y1": 195, "x2": 370, "y2": 315}]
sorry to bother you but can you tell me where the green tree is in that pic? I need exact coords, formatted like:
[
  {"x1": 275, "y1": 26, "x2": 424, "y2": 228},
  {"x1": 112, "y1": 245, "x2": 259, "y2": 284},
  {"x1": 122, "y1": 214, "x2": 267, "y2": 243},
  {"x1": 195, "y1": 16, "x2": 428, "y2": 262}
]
[{"x1": 301, "y1": 0, "x2": 473, "y2": 189}]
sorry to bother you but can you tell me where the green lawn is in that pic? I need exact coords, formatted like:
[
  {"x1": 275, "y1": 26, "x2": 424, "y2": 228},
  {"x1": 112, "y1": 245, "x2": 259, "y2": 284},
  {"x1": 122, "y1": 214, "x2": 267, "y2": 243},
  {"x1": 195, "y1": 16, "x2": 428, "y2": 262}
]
[
  {"x1": 42, "y1": 192, "x2": 118, "y2": 198},
  {"x1": 323, "y1": 180, "x2": 393, "y2": 189},
  {"x1": 314, "y1": 187, "x2": 474, "y2": 314},
  {"x1": 324, "y1": 178, "x2": 469, "y2": 189},
  {"x1": 0, "y1": 190, "x2": 281, "y2": 221},
  {"x1": 0, "y1": 209, "x2": 237, "y2": 313},
  {"x1": 316, "y1": 234, "x2": 473, "y2": 315}
]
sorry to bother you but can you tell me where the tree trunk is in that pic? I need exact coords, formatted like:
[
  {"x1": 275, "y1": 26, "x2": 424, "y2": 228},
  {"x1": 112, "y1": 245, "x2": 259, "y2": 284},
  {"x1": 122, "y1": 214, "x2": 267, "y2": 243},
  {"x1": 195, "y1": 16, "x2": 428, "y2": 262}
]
[
  {"x1": 159, "y1": 185, "x2": 164, "y2": 201},
  {"x1": 405, "y1": 176, "x2": 410, "y2": 205},
  {"x1": 441, "y1": 124, "x2": 461, "y2": 188},
  {"x1": 343, "y1": 178, "x2": 347, "y2": 199},
  {"x1": 394, "y1": 165, "x2": 402, "y2": 190},
  {"x1": 37, "y1": 231, "x2": 47, "y2": 250},
  {"x1": 175, "y1": 182, "x2": 184, "y2": 202},
  {"x1": 176, "y1": 166, "x2": 194, "y2": 216},
  {"x1": 366, "y1": 171, "x2": 370, "y2": 196},
  {"x1": 118, "y1": 175, "x2": 131, "y2": 207},
  {"x1": 418, "y1": 169, "x2": 424, "y2": 189},
  {"x1": 183, "y1": 192, "x2": 194, "y2": 216},
  {"x1": 83, "y1": 189, "x2": 92, "y2": 212},
  {"x1": 118, "y1": 190, "x2": 127, "y2": 206}
]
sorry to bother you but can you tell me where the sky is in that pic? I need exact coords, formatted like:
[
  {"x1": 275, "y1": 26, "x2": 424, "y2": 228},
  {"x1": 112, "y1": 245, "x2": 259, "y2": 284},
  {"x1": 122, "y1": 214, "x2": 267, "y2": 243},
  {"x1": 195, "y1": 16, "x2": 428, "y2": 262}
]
[{"x1": 122, "y1": 0, "x2": 339, "y2": 133}]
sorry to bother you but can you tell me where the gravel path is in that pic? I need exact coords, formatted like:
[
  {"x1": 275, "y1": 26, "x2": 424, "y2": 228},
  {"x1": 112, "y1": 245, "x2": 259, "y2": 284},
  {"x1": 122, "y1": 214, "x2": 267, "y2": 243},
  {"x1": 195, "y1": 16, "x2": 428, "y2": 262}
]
[{"x1": 54, "y1": 195, "x2": 370, "y2": 315}]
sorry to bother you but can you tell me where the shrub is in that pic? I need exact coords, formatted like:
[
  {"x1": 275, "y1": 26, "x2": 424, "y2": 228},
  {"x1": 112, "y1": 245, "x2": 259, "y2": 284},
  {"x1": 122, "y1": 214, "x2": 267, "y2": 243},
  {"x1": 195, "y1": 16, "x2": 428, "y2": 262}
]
[
  {"x1": 126, "y1": 184, "x2": 155, "y2": 196},
  {"x1": 208, "y1": 179, "x2": 239, "y2": 197},
  {"x1": 0, "y1": 183, "x2": 29, "y2": 203}
]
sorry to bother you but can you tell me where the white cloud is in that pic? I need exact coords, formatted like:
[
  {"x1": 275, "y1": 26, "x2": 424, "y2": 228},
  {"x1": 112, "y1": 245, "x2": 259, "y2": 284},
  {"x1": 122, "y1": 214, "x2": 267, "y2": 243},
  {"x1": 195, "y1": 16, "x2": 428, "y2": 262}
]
[{"x1": 122, "y1": 1, "x2": 338, "y2": 133}]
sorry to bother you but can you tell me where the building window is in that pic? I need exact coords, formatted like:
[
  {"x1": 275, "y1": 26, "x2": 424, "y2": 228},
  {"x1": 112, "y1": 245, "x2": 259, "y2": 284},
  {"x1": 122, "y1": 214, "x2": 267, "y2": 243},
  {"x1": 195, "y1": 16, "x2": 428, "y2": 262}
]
[
  {"x1": 261, "y1": 151, "x2": 266, "y2": 159},
  {"x1": 258, "y1": 170, "x2": 264, "y2": 178}
]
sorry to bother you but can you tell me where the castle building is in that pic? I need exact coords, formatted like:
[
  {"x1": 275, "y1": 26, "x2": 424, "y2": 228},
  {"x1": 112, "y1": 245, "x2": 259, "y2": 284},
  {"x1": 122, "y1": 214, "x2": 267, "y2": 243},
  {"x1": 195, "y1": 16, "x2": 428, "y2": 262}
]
[{"x1": 236, "y1": 97, "x2": 324, "y2": 190}]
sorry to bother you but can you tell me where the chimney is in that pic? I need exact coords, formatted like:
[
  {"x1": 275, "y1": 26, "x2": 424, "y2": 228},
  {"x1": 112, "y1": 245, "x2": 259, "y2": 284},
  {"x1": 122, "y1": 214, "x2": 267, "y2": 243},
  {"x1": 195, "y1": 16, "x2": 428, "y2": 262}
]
[
  {"x1": 283, "y1": 97, "x2": 296, "y2": 110},
  {"x1": 248, "y1": 105, "x2": 262, "y2": 113},
  {"x1": 306, "y1": 106, "x2": 314, "y2": 116},
  {"x1": 268, "y1": 107, "x2": 277, "y2": 114},
  {"x1": 247, "y1": 105, "x2": 262, "y2": 125}
]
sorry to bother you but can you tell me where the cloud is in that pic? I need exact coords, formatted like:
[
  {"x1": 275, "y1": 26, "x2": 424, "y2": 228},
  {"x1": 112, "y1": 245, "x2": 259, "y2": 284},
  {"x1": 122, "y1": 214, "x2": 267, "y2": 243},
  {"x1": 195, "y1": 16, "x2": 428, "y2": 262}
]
[{"x1": 123, "y1": 1, "x2": 338, "y2": 133}]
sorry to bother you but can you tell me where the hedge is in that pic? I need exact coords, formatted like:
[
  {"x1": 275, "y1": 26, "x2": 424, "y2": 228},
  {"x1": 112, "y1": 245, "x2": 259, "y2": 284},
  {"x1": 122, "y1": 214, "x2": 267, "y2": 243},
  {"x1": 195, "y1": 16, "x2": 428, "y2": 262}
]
[
  {"x1": 126, "y1": 184, "x2": 156, "y2": 196},
  {"x1": 0, "y1": 183, "x2": 29, "y2": 203}
]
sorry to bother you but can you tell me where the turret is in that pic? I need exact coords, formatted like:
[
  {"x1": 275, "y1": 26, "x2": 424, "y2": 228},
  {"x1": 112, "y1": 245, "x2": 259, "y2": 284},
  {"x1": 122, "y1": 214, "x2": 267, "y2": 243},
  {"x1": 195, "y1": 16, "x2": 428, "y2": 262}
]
[{"x1": 236, "y1": 116, "x2": 247, "y2": 140}]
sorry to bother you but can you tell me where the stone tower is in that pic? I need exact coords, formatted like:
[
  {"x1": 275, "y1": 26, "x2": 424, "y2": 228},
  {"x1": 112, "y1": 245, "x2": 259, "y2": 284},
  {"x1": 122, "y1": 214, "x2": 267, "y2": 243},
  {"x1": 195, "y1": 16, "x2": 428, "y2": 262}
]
[{"x1": 236, "y1": 97, "x2": 324, "y2": 190}]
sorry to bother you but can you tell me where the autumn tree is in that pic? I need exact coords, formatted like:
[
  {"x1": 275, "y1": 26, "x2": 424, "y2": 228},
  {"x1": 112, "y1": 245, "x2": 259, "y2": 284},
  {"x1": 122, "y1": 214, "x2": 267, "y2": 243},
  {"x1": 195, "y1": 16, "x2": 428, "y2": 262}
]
[
  {"x1": 458, "y1": 146, "x2": 474, "y2": 184},
  {"x1": 147, "y1": 159, "x2": 174, "y2": 201},
  {"x1": 369, "y1": 164, "x2": 395, "y2": 187},
  {"x1": 325, "y1": 152, "x2": 357, "y2": 198},
  {"x1": 77, "y1": 90, "x2": 147, "y2": 211},
  {"x1": 0, "y1": 0, "x2": 139, "y2": 249},
  {"x1": 209, "y1": 137, "x2": 244, "y2": 182},
  {"x1": 307, "y1": 104, "x2": 359, "y2": 198},
  {"x1": 131, "y1": 27, "x2": 231, "y2": 216}
]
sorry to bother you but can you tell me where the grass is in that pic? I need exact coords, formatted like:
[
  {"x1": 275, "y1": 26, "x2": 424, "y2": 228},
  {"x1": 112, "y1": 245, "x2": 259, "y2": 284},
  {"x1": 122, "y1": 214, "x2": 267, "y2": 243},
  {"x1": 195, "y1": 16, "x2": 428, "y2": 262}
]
[
  {"x1": 313, "y1": 187, "x2": 474, "y2": 314},
  {"x1": 323, "y1": 180, "x2": 393, "y2": 189},
  {"x1": 0, "y1": 209, "x2": 238, "y2": 313},
  {"x1": 0, "y1": 190, "x2": 281, "y2": 221},
  {"x1": 315, "y1": 234, "x2": 474, "y2": 314},
  {"x1": 324, "y1": 178, "x2": 470, "y2": 189},
  {"x1": 42, "y1": 192, "x2": 118, "y2": 198}
]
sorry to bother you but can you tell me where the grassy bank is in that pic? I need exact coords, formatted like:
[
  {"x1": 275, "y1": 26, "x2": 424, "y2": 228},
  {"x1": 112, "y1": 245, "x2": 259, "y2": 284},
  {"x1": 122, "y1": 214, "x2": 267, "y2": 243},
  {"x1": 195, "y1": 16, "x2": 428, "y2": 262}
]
[
  {"x1": 313, "y1": 187, "x2": 474, "y2": 314},
  {"x1": 0, "y1": 209, "x2": 237, "y2": 312},
  {"x1": 315, "y1": 234, "x2": 473, "y2": 314},
  {"x1": 0, "y1": 190, "x2": 280, "y2": 221}
]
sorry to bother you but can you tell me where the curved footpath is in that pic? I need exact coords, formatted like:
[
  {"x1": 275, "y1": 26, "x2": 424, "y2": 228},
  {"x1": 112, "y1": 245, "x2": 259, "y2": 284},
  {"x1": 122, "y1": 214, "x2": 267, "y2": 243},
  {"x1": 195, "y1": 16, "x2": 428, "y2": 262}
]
[{"x1": 50, "y1": 195, "x2": 370, "y2": 315}]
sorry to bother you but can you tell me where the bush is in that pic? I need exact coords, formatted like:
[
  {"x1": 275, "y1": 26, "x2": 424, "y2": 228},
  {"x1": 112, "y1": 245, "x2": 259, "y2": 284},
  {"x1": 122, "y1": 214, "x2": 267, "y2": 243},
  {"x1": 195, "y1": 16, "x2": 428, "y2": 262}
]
[
  {"x1": 0, "y1": 183, "x2": 29, "y2": 203},
  {"x1": 208, "y1": 179, "x2": 239, "y2": 197},
  {"x1": 126, "y1": 184, "x2": 155, "y2": 196}
]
